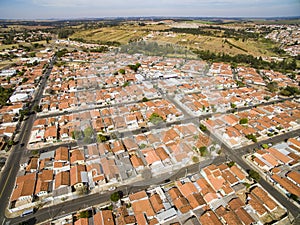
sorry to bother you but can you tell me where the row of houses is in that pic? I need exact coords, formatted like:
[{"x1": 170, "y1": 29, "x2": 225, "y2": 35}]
[
  {"x1": 247, "y1": 138, "x2": 300, "y2": 199},
  {"x1": 203, "y1": 100, "x2": 300, "y2": 148},
  {"x1": 12, "y1": 122, "x2": 213, "y2": 211},
  {"x1": 51, "y1": 162, "x2": 288, "y2": 225},
  {"x1": 29, "y1": 99, "x2": 183, "y2": 147}
]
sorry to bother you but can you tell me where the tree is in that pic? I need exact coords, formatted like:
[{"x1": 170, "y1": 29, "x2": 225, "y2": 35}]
[
  {"x1": 119, "y1": 69, "x2": 125, "y2": 74},
  {"x1": 97, "y1": 134, "x2": 108, "y2": 143},
  {"x1": 199, "y1": 146, "x2": 208, "y2": 157},
  {"x1": 110, "y1": 192, "x2": 120, "y2": 202},
  {"x1": 199, "y1": 123, "x2": 207, "y2": 132},
  {"x1": 230, "y1": 103, "x2": 237, "y2": 109},
  {"x1": 149, "y1": 113, "x2": 164, "y2": 124},
  {"x1": 79, "y1": 210, "x2": 91, "y2": 218},
  {"x1": 192, "y1": 156, "x2": 199, "y2": 163},
  {"x1": 142, "y1": 97, "x2": 149, "y2": 102},
  {"x1": 266, "y1": 81, "x2": 278, "y2": 93},
  {"x1": 279, "y1": 86, "x2": 300, "y2": 96},
  {"x1": 248, "y1": 169, "x2": 260, "y2": 182},
  {"x1": 227, "y1": 161, "x2": 235, "y2": 167},
  {"x1": 239, "y1": 118, "x2": 248, "y2": 124},
  {"x1": 245, "y1": 134, "x2": 257, "y2": 143}
]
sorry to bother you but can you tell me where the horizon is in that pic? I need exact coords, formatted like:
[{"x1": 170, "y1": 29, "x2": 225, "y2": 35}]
[{"x1": 1, "y1": 0, "x2": 299, "y2": 20}]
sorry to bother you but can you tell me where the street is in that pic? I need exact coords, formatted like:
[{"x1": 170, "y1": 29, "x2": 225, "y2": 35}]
[
  {"x1": 0, "y1": 56, "x2": 56, "y2": 224},
  {"x1": 0, "y1": 58, "x2": 299, "y2": 224}
]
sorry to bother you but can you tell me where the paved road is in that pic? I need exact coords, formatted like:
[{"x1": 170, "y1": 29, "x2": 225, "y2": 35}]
[
  {"x1": 0, "y1": 56, "x2": 56, "y2": 224},
  {"x1": 205, "y1": 128, "x2": 300, "y2": 218},
  {"x1": 1, "y1": 63, "x2": 299, "y2": 224},
  {"x1": 8, "y1": 156, "x2": 226, "y2": 224}
]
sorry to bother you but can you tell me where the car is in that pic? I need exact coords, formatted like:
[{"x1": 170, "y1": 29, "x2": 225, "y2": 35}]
[{"x1": 108, "y1": 186, "x2": 116, "y2": 191}]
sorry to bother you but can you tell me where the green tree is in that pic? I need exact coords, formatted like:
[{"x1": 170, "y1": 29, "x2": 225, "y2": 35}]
[
  {"x1": 192, "y1": 156, "x2": 199, "y2": 163},
  {"x1": 110, "y1": 192, "x2": 120, "y2": 202},
  {"x1": 248, "y1": 169, "x2": 260, "y2": 182},
  {"x1": 266, "y1": 81, "x2": 278, "y2": 93},
  {"x1": 199, "y1": 123, "x2": 207, "y2": 132},
  {"x1": 239, "y1": 118, "x2": 248, "y2": 124},
  {"x1": 97, "y1": 134, "x2": 108, "y2": 143},
  {"x1": 245, "y1": 134, "x2": 257, "y2": 143},
  {"x1": 199, "y1": 146, "x2": 208, "y2": 157},
  {"x1": 119, "y1": 69, "x2": 125, "y2": 74},
  {"x1": 230, "y1": 103, "x2": 237, "y2": 109},
  {"x1": 149, "y1": 113, "x2": 164, "y2": 124},
  {"x1": 142, "y1": 97, "x2": 149, "y2": 102},
  {"x1": 79, "y1": 210, "x2": 91, "y2": 218},
  {"x1": 227, "y1": 161, "x2": 235, "y2": 167}
]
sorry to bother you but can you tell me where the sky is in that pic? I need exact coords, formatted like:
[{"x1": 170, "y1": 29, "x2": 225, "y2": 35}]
[{"x1": 0, "y1": 0, "x2": 299, "y2": 20}]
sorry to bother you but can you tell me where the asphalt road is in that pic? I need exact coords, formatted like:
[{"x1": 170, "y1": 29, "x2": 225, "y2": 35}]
[
  {"x1": 0, "y1": 61, "x2": 299, "y2": 224},
  {"x1": 8, "y1": 156, "x2": 226, "y2": 224},
  {"x1": 205, "y1": 127, "x2": 300, "y2": 218},
  {"x1": 0, "y1": 56, "x2": 56, "y2": 224}
]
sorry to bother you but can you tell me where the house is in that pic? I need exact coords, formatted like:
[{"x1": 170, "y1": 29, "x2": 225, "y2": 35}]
[
  {"x1": 44, "y1": 126, "x2": 57, "y2": 142},
  {"x1": 93, "y1": 210, "x2": 115, "y2": 225},
  {"x1": 55, "y1": 146, "x2": 69, "y2": 162},
  {"x1": 70, "y1": 164, "x2": 88, "y2": 190},
  {"x1": 35, "y1": 170, "x2": 53, "y2": 197},
  {"x1": 54, "y1": 171, "x2": 70, "y2": 189},
  {"x1": 11, "y1": 173, "x2": 36, "y2": 207},
  {"x1": 70, "y1": 149, "x2": 85, "y2": 165}
]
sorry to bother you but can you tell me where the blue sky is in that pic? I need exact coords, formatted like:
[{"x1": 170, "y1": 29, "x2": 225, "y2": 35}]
[{"x1": 0, "y1": 0, "x2": 299, "y2": 19}]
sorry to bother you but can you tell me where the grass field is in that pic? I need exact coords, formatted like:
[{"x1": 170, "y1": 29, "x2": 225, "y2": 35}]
[
  {"x1": 70, "y1": 24, "x2": 281, "y2": 58},
  {"x1": 70, "y1": 24, "x2": 169, "y2": 45}
]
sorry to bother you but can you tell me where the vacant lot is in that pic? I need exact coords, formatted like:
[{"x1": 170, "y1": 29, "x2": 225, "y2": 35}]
[{"x1": 71, "y1": 24, "x2": 280, "y2": 58}]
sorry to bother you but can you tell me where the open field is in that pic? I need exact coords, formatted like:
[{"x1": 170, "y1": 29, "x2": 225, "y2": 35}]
[
  {"x1": 70, "y1": 24, "x2": 281, "y2": 58},
  {"x1": 70, "y1": 24, "x2": 169, "y2": 44}
]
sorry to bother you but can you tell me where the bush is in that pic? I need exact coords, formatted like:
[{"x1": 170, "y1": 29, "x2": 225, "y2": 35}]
[
  {"x1": 192, "y1": 156, "x2": 199, "y2": 163},
  {"x1": 110, "y1": 192, "x2": 120, "y2": 202},
  {"x1": 149, "y1": 113, "x2": 164, "y2": 124},
  {"x1": 199, "y1": 123, "x2": 207, "y2": 132},
  {"x1": 239, "y1": 118, "x2": 248, "y2": 124},
  {"x1": 227, "y1": 161, "x2": 235, "y2": 167},
  {"x1": 248, "y1": 169, "x2": 260, "y2": 182},
  {"x1": 199, "y1": 146, "x2": 208, "y2": 157}
]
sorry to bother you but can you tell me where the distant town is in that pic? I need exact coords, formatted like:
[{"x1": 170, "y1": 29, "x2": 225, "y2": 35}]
[{"x1": 0, "y1": 18, "x2": 299, "y2": 225}]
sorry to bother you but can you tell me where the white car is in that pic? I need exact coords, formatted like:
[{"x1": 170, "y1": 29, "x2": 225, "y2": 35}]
[{"x1": 108, "y1": 186, "x2": 116, "y2": 191}]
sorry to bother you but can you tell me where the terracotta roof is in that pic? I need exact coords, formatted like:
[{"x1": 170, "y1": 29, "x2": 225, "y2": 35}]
[
  {"x1": 135, "y1": 213, "x2": 147, "y2": 225},
  {"x1": 177, "y1": 182, "x2": 198, "y2": 198},
  {"x1": 186, "y1": 193, "x2": 206, "y2": 209},
  {"x1": 55, "y1": 171, "x2": 70, "y2": 189},
  {"x1": 271, "y1": 174, "x2": 300, "y2": 197},
  {"x1": 199, "y1": 210, "x2": 222, "y2": 225},
  {"x1": 11, "y1": 173, "x2": 36, "y2": 201},
  {"x1": 235, "y1": 207, "x2": 255, "y2": 225},
  {"x1": 93, "y1": 210, "x2": 115, "y2": 225},
  {"x1": 70, "y1": 164, "x2": 86, "y2": 186},
  {"x1": 55, "y1": 146, "x2": 69, "y2": 161},
  {"x1": 70, "y1": 149, "x2": 85, "y2": 164},
  {"x1": 228, "y1": 197, "x2": 244, "y2": 210},
  {"x1": 248, "y1": 193, "x2": 267, "y2": 216},
  {"x1": 74, "y1": 218, "x2": 88, "y2": 225},
  {"x1": 132, "y1": 199, "x2": 155, "y2": 217},
  {"x1": 129, "y1": 190, "x2": 148, "y2": 202},
  {"x1": 266, "y1": 148, "x2": 292, "y2": 164},
  {"x1": 173, "y1": 196, "x2": 192, "y2": 213},
  {"x1": 287, "y1": 171, "x2": 300, "y2": 185},
  {"x1": 155, "y1": 147, "x2": 169, "y2": 161},
  {"x1": 149, "y1": 194, "x2": 164, "y2": 213},
  {"x1": 130, "y1": 154, "x2": 145, "y2": 168},
  {"x1": 222, "y1": 210, "x2": 243, "y2": 225},
  {"x1": 230, "y1": 165, "x2": 246, "y2": 181}
]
